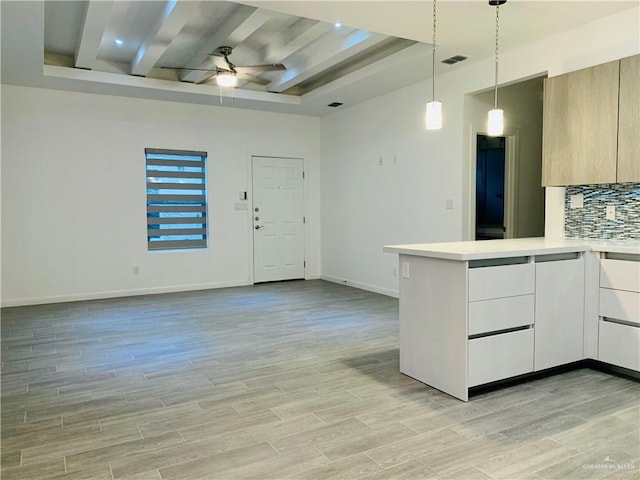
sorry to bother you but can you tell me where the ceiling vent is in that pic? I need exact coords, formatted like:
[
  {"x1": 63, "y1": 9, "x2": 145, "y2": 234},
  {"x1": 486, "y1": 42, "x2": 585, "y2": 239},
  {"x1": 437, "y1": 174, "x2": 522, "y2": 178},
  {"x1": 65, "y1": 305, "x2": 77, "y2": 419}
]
[
  {"x1": 442, "y1": 55, "x2": 468, "y2": 65},
  {"x1": 327, "y1": 102, "x2": 343, "y2": 108}
]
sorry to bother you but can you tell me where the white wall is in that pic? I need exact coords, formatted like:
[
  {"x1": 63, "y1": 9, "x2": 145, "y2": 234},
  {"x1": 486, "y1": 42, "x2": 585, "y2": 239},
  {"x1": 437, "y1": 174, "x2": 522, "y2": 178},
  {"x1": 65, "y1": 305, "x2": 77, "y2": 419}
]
[
  {"x1": 320, "y1": 7, "x2": 640, "y2": 296},
  {"x1": 1, "y1": 85, "x2": 320, "y2": 306},
  {"x1": 471, "y1": 76, "x2": 545, "y2": 239}
]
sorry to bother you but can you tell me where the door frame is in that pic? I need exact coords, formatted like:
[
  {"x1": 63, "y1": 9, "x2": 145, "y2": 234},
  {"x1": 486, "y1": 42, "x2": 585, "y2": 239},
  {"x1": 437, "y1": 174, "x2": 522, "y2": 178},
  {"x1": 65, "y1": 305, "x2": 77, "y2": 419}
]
[
  {"x1": 248, "y1": 153, "x2": 306, "y2": 284},
  {"x1": 465, "y1": 124, "x2": 520, "y2": 240}
]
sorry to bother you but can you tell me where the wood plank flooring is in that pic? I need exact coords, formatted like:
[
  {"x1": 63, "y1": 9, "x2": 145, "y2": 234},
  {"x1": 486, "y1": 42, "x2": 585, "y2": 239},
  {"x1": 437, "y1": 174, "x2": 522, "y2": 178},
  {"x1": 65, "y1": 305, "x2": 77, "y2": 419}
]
[{"x1": 1, "y1": 280, "x2": 638, "y2": 479}]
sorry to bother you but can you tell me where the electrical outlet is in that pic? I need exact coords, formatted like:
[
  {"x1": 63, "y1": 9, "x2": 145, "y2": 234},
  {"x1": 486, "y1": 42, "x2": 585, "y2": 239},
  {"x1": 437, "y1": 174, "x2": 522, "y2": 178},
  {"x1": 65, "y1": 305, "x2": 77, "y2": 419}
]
[
  {"x1": 378, "y1": 156, "x2": 383, "y2": 166},
  {"x1": 606, "y1": 205, "x2": 616, "y2": 221},
  {"x1": 570, "y1": 193, "x2": 584, "y2": 209},
  {"x1": 401, "y1": 261, "x2": 410, "y2": 279},
  {"x1": 446, "y1": 199, "x2": 454, "y2": 210},
  {"x1": 133, "y1": 266, "x2": 140, "y2": 275}
]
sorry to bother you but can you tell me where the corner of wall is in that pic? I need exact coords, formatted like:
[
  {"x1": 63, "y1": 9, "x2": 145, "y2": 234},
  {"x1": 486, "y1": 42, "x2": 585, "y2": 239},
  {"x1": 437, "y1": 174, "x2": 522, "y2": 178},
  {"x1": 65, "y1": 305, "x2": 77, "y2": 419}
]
[{"x1": 545, "y1": 186, "x2": 566, "y2": 237}]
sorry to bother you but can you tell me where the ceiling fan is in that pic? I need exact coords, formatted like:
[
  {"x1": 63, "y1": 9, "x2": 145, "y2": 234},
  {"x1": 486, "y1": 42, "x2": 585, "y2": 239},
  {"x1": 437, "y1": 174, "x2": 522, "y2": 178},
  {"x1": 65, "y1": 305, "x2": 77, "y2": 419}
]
[{"x1": 163, "y1": 46, "x2": 286, "y2": 87}]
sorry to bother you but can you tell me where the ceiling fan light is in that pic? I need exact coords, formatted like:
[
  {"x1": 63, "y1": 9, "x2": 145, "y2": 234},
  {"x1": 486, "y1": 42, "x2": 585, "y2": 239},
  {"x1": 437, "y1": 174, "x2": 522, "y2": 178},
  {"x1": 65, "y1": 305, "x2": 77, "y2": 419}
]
[
  {"x1": 426, "y1": 101, "x2": 442, "y2": 130},
  {"x1": 216, "y1": 72, "x2": 237, "y2": 87},
  {"x1": 487, "y1": 108, "x2": 504, "y2": 136}
]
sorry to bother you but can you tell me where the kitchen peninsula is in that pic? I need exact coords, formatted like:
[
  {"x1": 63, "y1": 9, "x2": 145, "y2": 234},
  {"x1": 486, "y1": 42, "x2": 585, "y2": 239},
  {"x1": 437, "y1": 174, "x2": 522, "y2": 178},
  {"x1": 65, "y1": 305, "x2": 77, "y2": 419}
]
[{"x1": 384, "y1": 237, "x2": 640, "y2": 401}]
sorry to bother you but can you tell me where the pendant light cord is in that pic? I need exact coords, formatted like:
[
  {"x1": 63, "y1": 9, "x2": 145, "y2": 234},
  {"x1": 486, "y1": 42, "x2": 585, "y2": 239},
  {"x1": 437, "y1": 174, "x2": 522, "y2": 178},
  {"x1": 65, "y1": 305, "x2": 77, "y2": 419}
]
[
  {"x1": 494, "y1": 4, "x2": 500, "y2": 110},
  {"x1": 432, "y1": 0, "x2": 436, "y2": 102}
]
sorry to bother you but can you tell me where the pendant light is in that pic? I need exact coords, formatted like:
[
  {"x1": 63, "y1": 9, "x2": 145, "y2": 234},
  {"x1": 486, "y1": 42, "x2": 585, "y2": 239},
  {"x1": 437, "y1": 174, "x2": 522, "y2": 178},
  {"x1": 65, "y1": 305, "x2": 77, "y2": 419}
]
[
  {"x1": 425, "y1": 0, "x2": 442, "y2": 130},
  {"x1": 487, "y1": 0, "x2": 506, "y2": 136}
]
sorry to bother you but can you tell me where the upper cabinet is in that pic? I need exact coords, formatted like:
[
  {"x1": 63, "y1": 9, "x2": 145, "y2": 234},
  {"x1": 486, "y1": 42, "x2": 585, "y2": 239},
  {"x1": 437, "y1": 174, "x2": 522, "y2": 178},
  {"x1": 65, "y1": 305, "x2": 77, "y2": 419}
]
[
  {"x1": 618, "y1": 55, "x2": 640, "y2": 183},
  {"x1": 542, "y1": 55, "x2": 640, "y2": 186}
]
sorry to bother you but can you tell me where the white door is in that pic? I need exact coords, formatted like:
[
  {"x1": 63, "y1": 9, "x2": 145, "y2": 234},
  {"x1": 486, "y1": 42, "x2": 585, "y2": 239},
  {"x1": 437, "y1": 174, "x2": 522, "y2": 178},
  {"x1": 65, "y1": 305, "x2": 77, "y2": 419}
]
[{"x1": 252, "y1": 156, "x2": 305, "y2": 283}]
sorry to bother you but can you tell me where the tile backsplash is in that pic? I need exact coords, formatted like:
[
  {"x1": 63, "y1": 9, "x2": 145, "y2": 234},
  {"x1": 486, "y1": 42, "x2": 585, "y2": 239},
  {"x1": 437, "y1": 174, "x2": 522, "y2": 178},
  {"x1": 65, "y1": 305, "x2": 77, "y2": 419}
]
[{"x1": 565, "y1": 183, "x2": 640, "y2": 240}]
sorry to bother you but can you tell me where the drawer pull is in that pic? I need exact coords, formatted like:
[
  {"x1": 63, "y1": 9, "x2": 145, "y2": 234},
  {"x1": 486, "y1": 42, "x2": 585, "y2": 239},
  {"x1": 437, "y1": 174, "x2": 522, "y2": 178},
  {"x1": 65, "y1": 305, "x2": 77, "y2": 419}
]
[
  {"x1": 602, "y1": 317, "x2": 640, "y2": 328},
  {"x1": 469, "y1": 256, "x2": 529, "y2": 268},
  {"x1": 604, "y1": 253, "x2": 640, "y2": 262},
  {"x1": 469, "y1": 324, "x2": 532, "y2": 340},
  {"x1": 535, "y1": 252, "x2": 581, "y2": 263}
]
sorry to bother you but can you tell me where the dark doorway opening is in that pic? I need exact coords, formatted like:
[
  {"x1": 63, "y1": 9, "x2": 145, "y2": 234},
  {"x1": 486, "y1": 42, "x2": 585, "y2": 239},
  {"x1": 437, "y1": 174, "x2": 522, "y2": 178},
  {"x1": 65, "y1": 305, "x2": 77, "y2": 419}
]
[{"x1": 476, "y1": 135, "x2": 506, "y2": 240}]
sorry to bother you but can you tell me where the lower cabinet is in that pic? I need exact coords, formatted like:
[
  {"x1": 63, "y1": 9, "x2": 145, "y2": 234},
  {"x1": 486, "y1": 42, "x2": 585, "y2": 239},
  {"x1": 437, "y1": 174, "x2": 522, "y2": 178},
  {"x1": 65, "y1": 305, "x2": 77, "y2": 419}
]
[
  {"x1": 467, "y1": 260, "x2": 536, "y2": 388},
  {"x1": 534, "y1": 255, "x2": 585, "y2": 370},
  {"x1": 468, "y1": 295, "x2": 534, "y2": 335},
  {"x1": 598, "y1": 255, "x2": 640, "y2": 370},
  {"x1": 599, "y1": 321, "x2": 640, "y2": 371},
  {"x1": 468, "y1": 329, "x2": 534, "y2": 387},
  {"x1": 397, "y1": 249, "x2": 637, "y2": 402}
]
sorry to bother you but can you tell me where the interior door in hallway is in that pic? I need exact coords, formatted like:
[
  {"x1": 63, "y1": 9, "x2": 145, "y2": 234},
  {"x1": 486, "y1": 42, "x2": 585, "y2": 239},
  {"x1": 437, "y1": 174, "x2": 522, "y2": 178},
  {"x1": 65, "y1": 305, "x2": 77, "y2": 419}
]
[{"x1": 252, "y1": 156, "x2": 305, "y2": 283}]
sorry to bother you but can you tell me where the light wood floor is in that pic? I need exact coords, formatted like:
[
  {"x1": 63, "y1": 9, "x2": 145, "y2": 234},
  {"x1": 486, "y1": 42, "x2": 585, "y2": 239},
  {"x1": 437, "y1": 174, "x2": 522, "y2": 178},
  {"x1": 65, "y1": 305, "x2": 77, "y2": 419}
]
[{"x1": 1, "y1": 280, "x2": 638, "y2": 480}]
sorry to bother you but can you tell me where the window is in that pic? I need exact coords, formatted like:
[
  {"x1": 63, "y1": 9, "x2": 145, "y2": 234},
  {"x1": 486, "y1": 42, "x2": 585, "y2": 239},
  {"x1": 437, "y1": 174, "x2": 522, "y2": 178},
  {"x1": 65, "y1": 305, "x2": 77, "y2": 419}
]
[{"x1": 145, "y1": 148, "x2": 207, "y2": 250}]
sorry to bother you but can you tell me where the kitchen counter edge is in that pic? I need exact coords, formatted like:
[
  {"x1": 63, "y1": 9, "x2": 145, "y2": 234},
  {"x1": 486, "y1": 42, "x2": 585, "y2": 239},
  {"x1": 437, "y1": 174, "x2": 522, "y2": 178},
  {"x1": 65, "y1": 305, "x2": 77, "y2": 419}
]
[{"x1": 383, "y1": 237, "x2": 640, "y2": 261}]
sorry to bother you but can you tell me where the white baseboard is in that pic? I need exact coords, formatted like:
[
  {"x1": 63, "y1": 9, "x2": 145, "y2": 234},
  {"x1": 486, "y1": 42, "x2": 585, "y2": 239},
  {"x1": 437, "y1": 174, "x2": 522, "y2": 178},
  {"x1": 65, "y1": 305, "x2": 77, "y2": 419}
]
[
  {"x1": 1, "y1": 280, "x2": 252, "y2": 307},
  {"x1": 321, "y1": 275, "x2": 399, "y2": 298},
  {"x1": 2, "y1": 277, "x2": 398, "y2": 307}
]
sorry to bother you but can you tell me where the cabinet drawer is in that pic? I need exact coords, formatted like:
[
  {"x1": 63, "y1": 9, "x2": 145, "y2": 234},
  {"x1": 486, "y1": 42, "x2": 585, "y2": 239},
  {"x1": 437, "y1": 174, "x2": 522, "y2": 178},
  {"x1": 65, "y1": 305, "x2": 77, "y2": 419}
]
[
  {"x1": 599, "y1": 288, "x2": 640, "y2": 325},
  {"x1": 469, "y1": 295, "x2": 534, "y2": 336},
  {"x1": 468, "y1": 263, "x2": 535, "y2": 302},
  {"x1": 468, "y1": 329, "x2": 534, "y2": 387},
  {"x1": 600, "y1": 258, "x2": 640, "y2": 292},
  {"x1": 599, "y1": 320, "x2": 640, "y2": 371}
]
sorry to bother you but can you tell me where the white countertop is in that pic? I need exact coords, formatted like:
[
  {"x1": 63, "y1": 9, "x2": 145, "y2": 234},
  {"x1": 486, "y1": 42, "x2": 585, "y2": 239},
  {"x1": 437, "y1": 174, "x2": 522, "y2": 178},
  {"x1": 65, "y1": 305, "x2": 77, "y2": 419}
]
[
  {"x1": 383, "y1": 237, "x2": 640, "y2": 261},
  {"x1": 580, "y1": 238, "x2": 640, "y2": 255}
]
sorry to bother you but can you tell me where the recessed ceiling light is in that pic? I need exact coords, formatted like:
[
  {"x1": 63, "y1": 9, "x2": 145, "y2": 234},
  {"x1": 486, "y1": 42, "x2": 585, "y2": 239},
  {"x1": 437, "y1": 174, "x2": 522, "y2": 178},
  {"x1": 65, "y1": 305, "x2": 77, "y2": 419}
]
[
  {"x1": 114, "y1": 38, "x2": 124, "y2": 46},
  {"x1": 334, "y1": 22, "x2": 342, "y2": 28}
]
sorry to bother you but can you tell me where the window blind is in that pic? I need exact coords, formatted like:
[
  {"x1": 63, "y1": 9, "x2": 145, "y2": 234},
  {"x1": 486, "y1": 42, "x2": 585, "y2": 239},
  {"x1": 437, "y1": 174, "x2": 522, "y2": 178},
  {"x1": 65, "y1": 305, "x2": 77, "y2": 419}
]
[{"x1": 145, "y1": 148, "x2": 208, "y2": 250}]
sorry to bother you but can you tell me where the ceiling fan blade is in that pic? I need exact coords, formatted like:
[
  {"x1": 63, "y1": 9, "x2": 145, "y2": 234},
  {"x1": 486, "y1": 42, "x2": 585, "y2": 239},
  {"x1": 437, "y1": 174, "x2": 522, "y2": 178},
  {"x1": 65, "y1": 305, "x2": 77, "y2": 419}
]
[
  {"x1": 195, "y1": 72, "x2": 218, "y2": 85},
  {"x1": 206, "y1": 55, "x2": 229, "y2": 70},
  {"x1": 160, "y1": 66, "x2": 213, "y2": 72},
  {"x1": 235, "y1": 64, "x2": 286, "y2": 73},
  {"x1": 236, "y1": 72, "x2": 270, "y2": 86}
]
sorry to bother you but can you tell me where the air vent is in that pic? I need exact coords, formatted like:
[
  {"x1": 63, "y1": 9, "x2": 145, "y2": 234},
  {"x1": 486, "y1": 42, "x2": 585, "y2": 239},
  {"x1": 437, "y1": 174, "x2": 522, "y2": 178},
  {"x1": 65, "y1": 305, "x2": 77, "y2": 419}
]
[
  {"x1": 442, "y1": 55, "x2": 468, "y2": 65},
  {"x1": 328, "y1": 102, "x2": 343, "y2": 108}
]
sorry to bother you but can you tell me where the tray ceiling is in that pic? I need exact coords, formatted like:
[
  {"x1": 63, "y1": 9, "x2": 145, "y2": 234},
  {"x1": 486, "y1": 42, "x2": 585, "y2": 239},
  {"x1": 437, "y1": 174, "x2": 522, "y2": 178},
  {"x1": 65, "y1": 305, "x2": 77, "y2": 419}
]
[{"x1": 2, "y1": 1, "x2": 638, "y2": 115}]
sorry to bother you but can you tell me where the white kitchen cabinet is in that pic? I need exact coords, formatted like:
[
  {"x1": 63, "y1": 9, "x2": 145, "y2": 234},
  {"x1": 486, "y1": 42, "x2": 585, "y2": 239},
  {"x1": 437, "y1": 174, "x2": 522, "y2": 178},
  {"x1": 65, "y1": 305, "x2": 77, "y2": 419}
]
[
  {"x1": 599, "y1": 321, "x2": 640, "y2": 371},
  {"x1": 600, "y1": 289, "x2": 640, "y2": 326},
  {"x1": 600, "y1": 258, "x2": 640, "y2": 292},
  {"x1": 469, "y1": 329, "x2": 534, "y2": 387},
  {"x1": 385, "y1": 239, "x2": 638, "y2": 402},
  {"x1": 534, "y1": 255, "x2": 585, "y2": 371},
  {"x1": 468, "y1": 295, "x2": 534, "y2": 336},
  {"x1": 398, "y1": 255, "x2": 468, "y2": 401},
  {"x1": 598, "y1": 255, "x2": 640, "y2": 371},
  {"x1": 468, "y1": 263, "x2": 535, "y2": 301},
  {"x1": 468, "y1": 261, "x2": 536, "y2": 387},
  {"x1": 397, "y1": 254, "x2": 537, "y2": 401}
]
